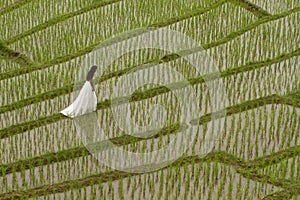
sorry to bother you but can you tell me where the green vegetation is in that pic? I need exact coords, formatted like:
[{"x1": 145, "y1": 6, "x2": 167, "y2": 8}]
[{"x1": 0, "y1": 0, "x2": 299, "y2": 199}]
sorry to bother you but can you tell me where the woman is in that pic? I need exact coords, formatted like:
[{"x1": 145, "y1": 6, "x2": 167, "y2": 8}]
[{"x1": 60, "y1": 66, "x2": 98, "y2": 118}]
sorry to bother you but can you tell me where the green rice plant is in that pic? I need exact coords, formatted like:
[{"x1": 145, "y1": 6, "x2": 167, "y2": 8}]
[
  {"x1": 169, "y1": 2, "x2": 257, "y2": 45},
  {"x1": 0, "y1": 59, "x2": 20, "y2": 73}
]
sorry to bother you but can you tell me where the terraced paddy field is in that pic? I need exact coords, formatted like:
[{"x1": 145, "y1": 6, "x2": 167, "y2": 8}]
[{"x1": 0, "y1": 0, "x2": 300, "y2": 199}]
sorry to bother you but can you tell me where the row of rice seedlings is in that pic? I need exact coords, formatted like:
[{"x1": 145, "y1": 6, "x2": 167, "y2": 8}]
[
  {"x1": 2, "y1": 95, "x2": 297, "y2": 183},
  {"x1": 1, "y1": 5, "x2": 298, "y2": 184},
  {"x1": 1, "y1": 138, "x2": 288, "y2": 198},
  {"x1": 1, "y1": 53, "x2": 298, "y2": 161},
  {"x1": 0, "y1": 0, "x2": 236, "y2": 88},
  {"x1": 0, "y1": 118, "x2": 81, "y2": 164},
  {"x1": 0, "y1": 73, "x2": 211, "y2": 163},
  {"x1": 207, "y1": 12, "x2": 299, "y2": 72},
  {"x1": 0, "y1": 154, "x2": 111, "y2": 193},
  {"x1": 0, "y1": 87, "x2": 79, "y2": 129},
  {"x1": 0, "y1": 0, "x2": 260, "y2": 83},
  {"x1": 16, "y1": 161, "x2": 279, "y2": 200},
  {"x1": 0, "y1": 48, "x2": 166, "y2": 106},
  {"x1": 0, "y1": 22, "x2": 199, "y2": 105},
  {"x1": 1, "y1": 147, "x2": 296, "y2": 198},
  {"x1": 3, "y1": 74, "x2": 253, "y2": 166},
  {"x1": 0, "y1": 60, "x2": 77, "y2": 106},
  {"x1": 223, "y1": 56, "x2": 299, "y2": 106},
  {"x1": 2, "y1": 91, "x2": 296, "y2": 179},
  {"x1": 259, "y1": 156, "x2": 300, "y2": 181},
  {"x1": 119, "y1": 123, "x2": 205, "y2": 160},
  {"x1": 169, "y1": 2, "x2": 257, "y2": 46},
  {"x1": 3, "y1": 126, "x2": 194, "y2": 191},
  {"x1": 0, "y1": 1, "x2": 298, "y2": 198},
  {"x1": 0, "y1": 0, "x2": 18, "y2": 9},
  {"x1": 0, "y1": 3, "x2": 292, "y2": 108},
  {"x1": 0, "y1": 45, "x2": 227, "y2": 150},
  {"x1": 0, "y1": 8, "x2": 291, "y2": 122},
  {"x1": 0, "y1": 0, "x2": 97, "y2": 40},
  {"x1": 99, "y1": 103, "x2": 300, "y2": 162},
  {"x1": 0, "y1": 48, "x2": 185, "y2": 127},
  {"x1": 0, "y1": 83, "x2": 214, "y2": 173},
  {"x1": 217, "y1": 104, "x2": 300, "y2": 160},
  {"x1": 1, "y1": 5, "x2": 298, "y2": 93},
  {"x1": 0, "y1": 35, "x2": 214, "y2": 124},
  {"x1": 2, "y1": 123, "x2": 200, "y2": 190},
  {"x1": 8, "y1": 0, "x2": 215, "y2": 64},
  {"x1": 1, "y1": 102, "x2": 297, "y2": 195},
  {"x1": 113, "y1": 103, "x2": 300, "y2": 163},
  {"x1": 0, "y1": 58, "x2": 20, "y2": 73},
  {"x1": 0, "y1": 15, "x2": 213, "y2": 106},
  {"x1": 4, "y1": 0, "x2": 222, "y2": 45},
  {"x1": 1, "y1": 44, "x2": 298, "y2": 134},
  {"x1": 1, "y1": 85, "x2": 298, "y2": 171},
  {"x1": 248, "y1": 0, "x2": 300, "y2": 14},
  {"x1": 0, "y1": 0, "x2": 224, "y2": 79},
  {"x1": 2, "y1": 6, "x2": 295, "y2": 111}
]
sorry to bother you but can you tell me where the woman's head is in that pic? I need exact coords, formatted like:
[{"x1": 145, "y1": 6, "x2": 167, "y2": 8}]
[{"x1": 86, "y1": 65, "x2": 98, "y2": 81}]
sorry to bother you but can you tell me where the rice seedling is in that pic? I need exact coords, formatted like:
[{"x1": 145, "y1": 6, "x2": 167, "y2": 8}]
[{"x1": 0, "y1": 58, "x2": 20, "y2": 74}]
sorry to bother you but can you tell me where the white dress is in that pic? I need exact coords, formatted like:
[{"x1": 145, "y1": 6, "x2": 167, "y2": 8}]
[{"x1": 60, "y1": 81, "x2": 97, "y2": 118}]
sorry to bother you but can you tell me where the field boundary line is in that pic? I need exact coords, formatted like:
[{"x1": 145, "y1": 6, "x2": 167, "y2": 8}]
[
  {"x1": 262, "y1": 190, "x2": 294, "y2": 200},
  {"x1": 1, "y1": 92, "x2": 299, "y2": 174},
  {"x1": 0, "y1": 7, "x2": 298, "y2": 82},
  {"x1": 0, "y1": 147, "x2": 299, "y2": 199},
  {"x1": 184, "y1": 7, "x2": 299, "y2": 53},
  {"x1": 5, "y1": 0, "x2": 123, "y2": 45},
  {"x1": 236, "y1": 169, "x2": 300, "y2": 195},
  {"x1": 0, "y1": 0, "x2": 34, "y2": 16},
  {"x1": 230, "y1": 0, "x2": 272, "y2": 17},
  {"x1": 0, "y1": 41, "x2": 36, "y2": 67}
]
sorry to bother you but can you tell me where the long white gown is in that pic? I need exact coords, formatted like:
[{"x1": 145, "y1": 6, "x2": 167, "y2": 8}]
[{"x1": 60, "y1": 81, "x2": 97, "y2": 118}]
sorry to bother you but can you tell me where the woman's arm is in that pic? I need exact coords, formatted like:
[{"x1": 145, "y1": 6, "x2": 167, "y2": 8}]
[{"x1": 90, "y1": 80, "x2": 95, "y2": 92}]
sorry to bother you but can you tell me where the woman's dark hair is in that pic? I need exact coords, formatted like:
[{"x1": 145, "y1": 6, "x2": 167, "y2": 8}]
[{"x1": 86, "y1": 65, "x2": 98, "y2": 81}]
